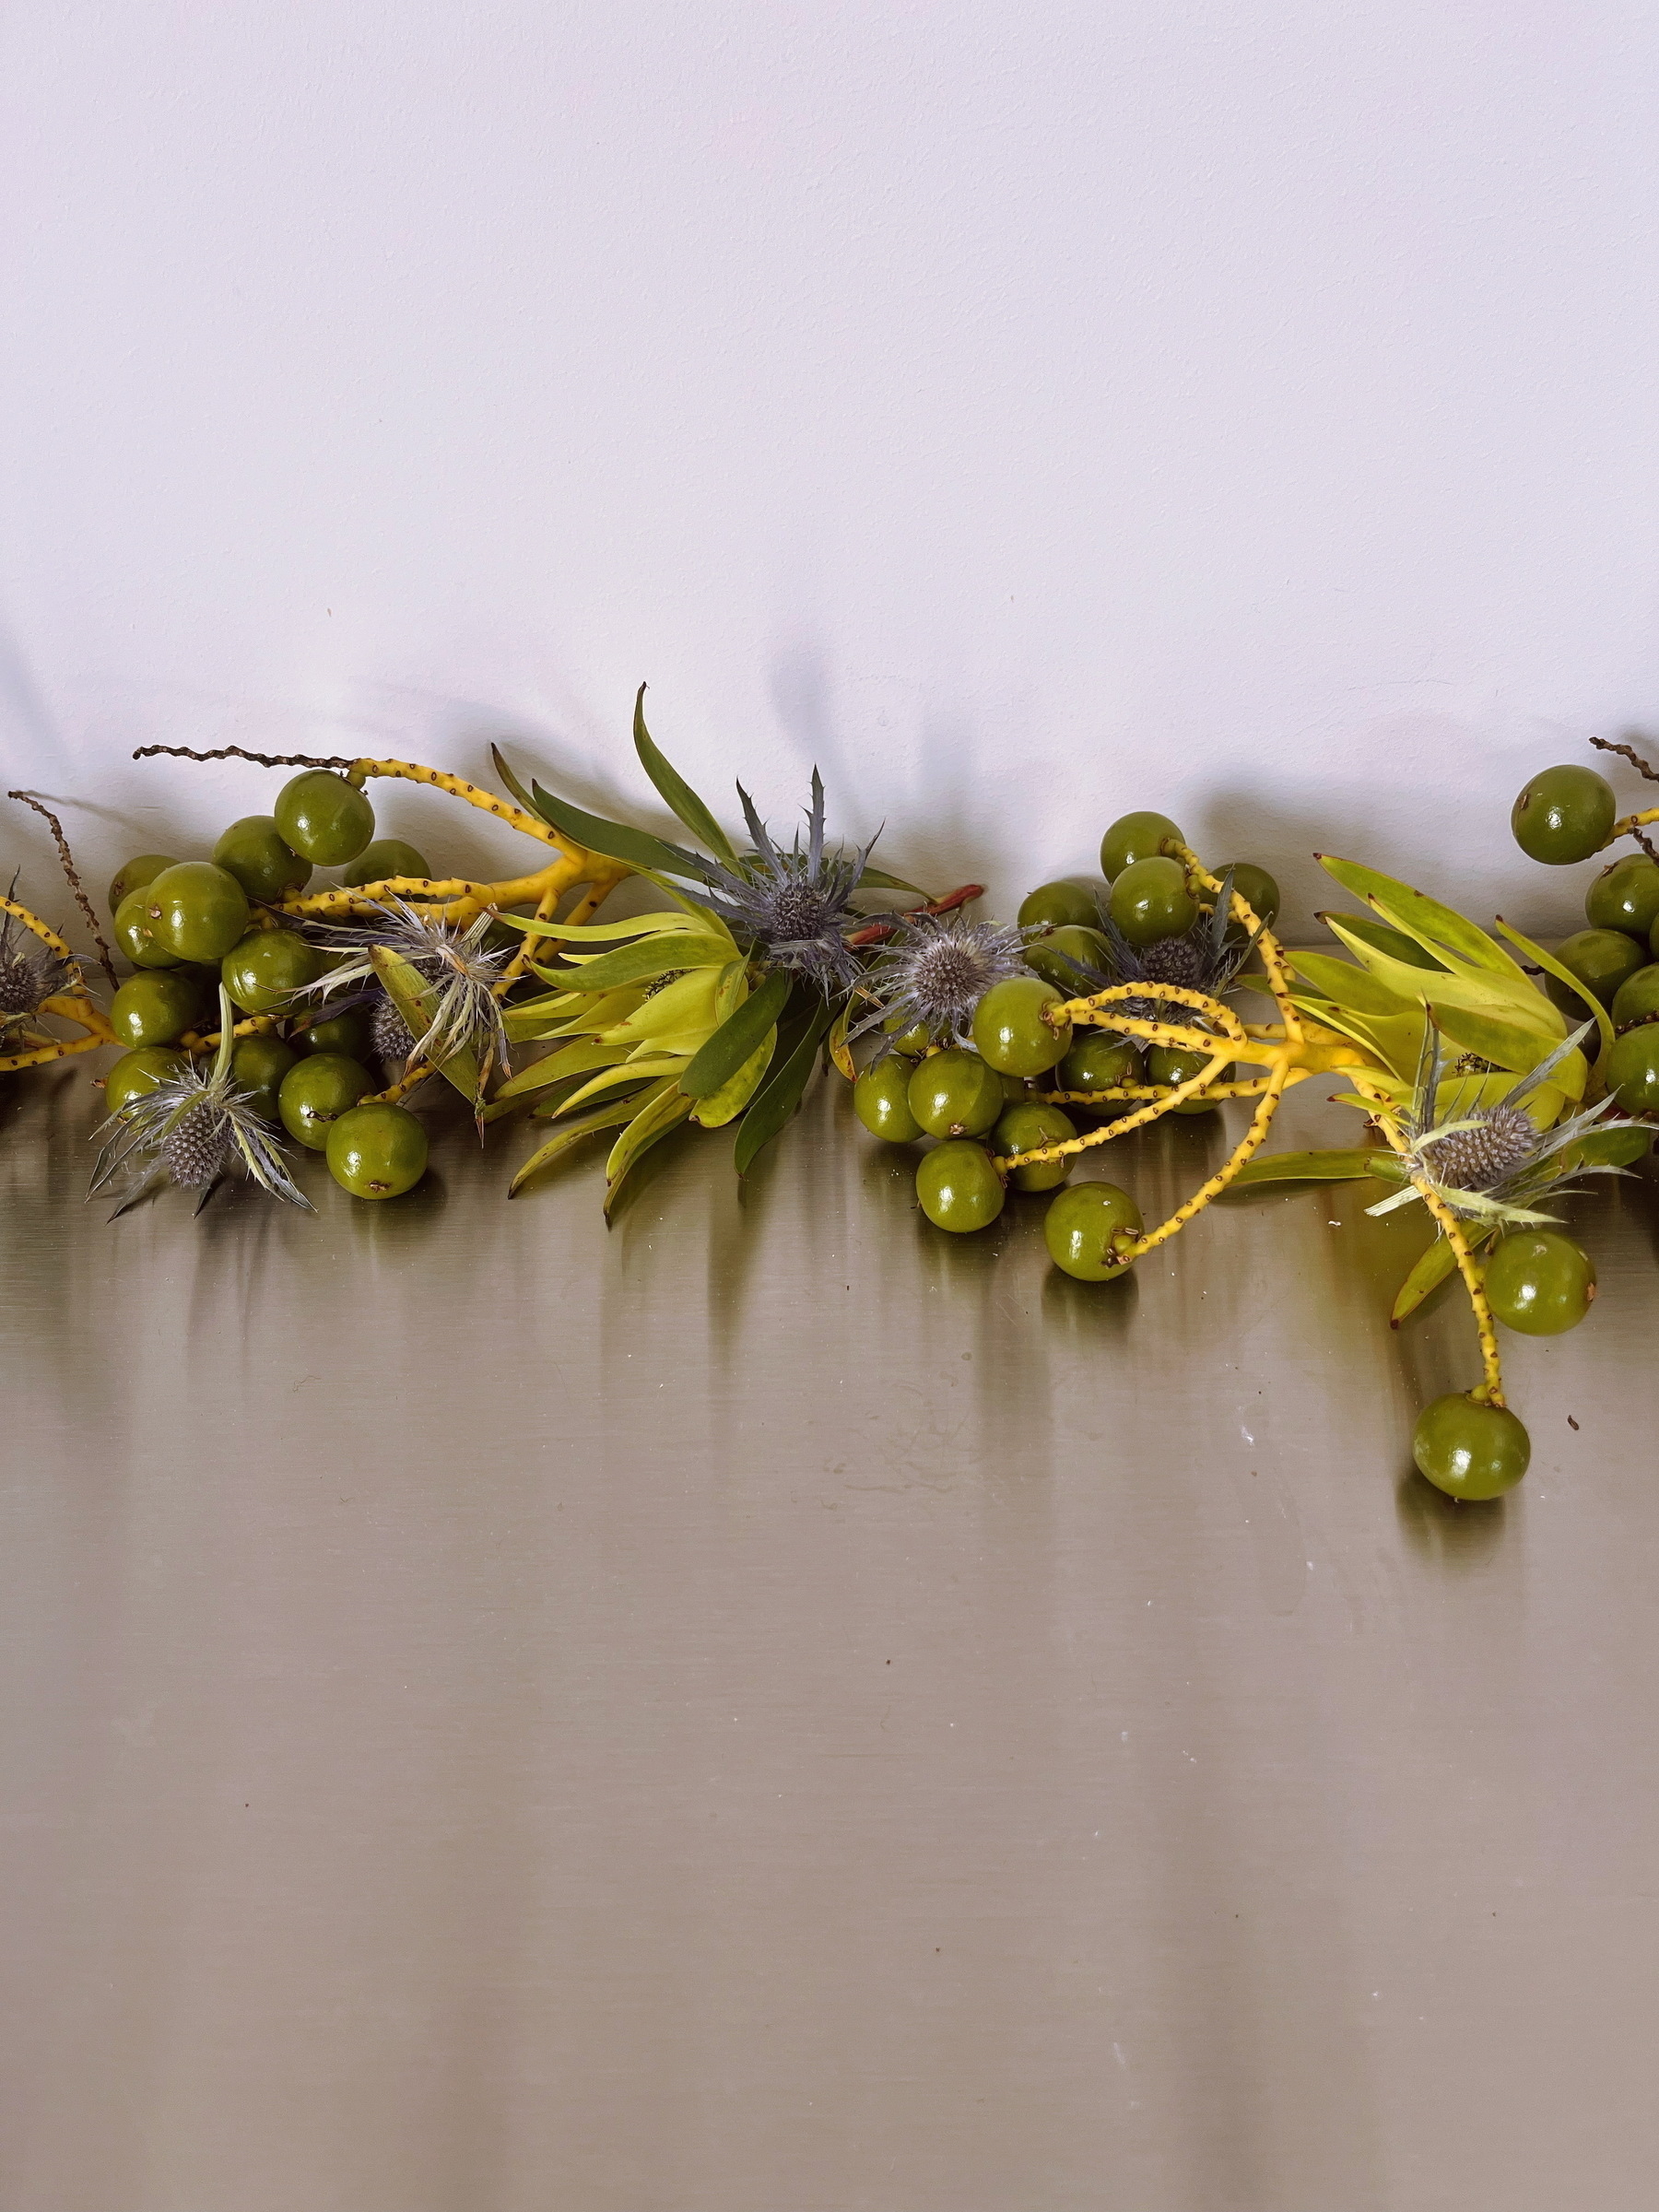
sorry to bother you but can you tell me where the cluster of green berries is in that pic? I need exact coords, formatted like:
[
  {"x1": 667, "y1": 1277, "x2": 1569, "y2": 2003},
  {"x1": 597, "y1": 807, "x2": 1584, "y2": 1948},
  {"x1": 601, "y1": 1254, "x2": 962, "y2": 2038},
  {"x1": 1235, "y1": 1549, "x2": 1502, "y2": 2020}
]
[{"x1": 102, "y1": 771, "x2": 431, "y2": 1200}]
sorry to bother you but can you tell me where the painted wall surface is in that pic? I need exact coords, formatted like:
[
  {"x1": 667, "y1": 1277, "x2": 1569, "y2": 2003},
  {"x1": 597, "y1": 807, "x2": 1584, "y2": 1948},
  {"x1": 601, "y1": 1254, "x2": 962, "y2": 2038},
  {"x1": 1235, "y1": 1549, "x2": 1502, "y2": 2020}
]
[{"x1": 2, "y1": 3, "x2": 1656, "y2": 937}]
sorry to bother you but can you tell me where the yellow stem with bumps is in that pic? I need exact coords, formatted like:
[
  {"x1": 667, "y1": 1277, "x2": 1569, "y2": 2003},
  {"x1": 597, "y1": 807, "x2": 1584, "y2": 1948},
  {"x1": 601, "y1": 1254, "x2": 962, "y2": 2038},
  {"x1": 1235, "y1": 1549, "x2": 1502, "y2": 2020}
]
[{"x1": 0, "y1": 900, "x2": 116, "y2": 1072}]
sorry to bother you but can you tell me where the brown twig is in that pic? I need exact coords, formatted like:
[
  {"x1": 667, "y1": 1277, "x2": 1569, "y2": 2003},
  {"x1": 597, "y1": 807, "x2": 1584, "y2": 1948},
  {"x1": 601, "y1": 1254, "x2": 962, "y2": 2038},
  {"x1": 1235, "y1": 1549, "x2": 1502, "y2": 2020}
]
[
  {"x1": 131, "y1": 743, "x2": 358, "y2": 770},
  {"x1": 6, "y1": 791, "x2": 119, "y2": 989},
  {"x1": 1590, "y1": 735, "x2": 1659, "y2": 783},
  {"x1": 848, "y1": 882, "x2": 985, "y2": 948}
]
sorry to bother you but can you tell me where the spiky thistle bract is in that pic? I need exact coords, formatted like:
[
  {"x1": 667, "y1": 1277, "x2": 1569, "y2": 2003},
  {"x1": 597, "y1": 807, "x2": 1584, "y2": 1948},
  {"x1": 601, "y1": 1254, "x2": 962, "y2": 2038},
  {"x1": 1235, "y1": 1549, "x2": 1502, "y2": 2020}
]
[
  {"x1": 0, "y1": 876, "x2": 77, "y2": 1047},
  {"x1": 849, "y1": 911, "x2": 1030, "y2": 1051},
  {"x1": 302, "y1": 898, "x2": 514, "y2": 1095}
]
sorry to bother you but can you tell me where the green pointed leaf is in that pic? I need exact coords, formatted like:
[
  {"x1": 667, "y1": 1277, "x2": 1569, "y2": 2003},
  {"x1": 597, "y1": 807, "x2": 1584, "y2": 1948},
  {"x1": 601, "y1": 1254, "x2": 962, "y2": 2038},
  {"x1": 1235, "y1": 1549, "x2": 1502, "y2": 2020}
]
[
  {"x1": 855, "y1": 863, "x2": 931, "y2": 897},
  {"x1": 734, "y1": 1001, "x2": 834, "y2": 1173},
  {"x1": 530, "y1": 782, "x2": 719, "y2": 883},
  {"x1": 490, "y1": 744, "x2": 539, "y2": 815},
  {"x1": 1492, "y1": 918, "x2": 1617, "y2": 1071},
  {"x1": 497, "y1": 907, "x2": 708, "y2": 943},
  {"x1": 604, "y1": 1085, "x2": 695, "y2": 1215},
  {"x1": 559, "y1": 1056, "x2": 689, "y2": 1115},
  {"x1": 1290, "y1": 949, "x2": 1417, "y2": 1017},
  {"x1": 1229, "y1": 1148, "x2": 1398, "y2": 1188},
  {"x1": 1324, "y1": 918, "x2": 1559, "y2": 1030},
  {"x1": 1391, "y1": 1236, "x2": 1461, "y2": 1324},
  {"x1": 495, "y1": 1036, "x2": 632, "y2": 1100},
  {"x1": 631, "y1": 685, "x2": 738, "y2": 865},
  {"x1": 1323, "y1": 913, "x2": 1448, "y2": 973},
  {"x1": 679, "y1": 971, "x2": 793, "y2": 1098},
  {"x1": 557, "y1": 931, "x2": 733, "y2": 993},
  {"x1": 371, "y1": 947, "x2": 484, "y2": 1105},
  {"x1": 690, "y1": 1030, "x2": 777, "y2": 1127},
  {"x1": 1428, "y1": 1002, "x2": 1588, "y2": 1100},
  {"x1": 1318, "y1": 856, "x2": 1530, "y2": 982},
  {"x1": 509, "y1": 1081, "x2": 676, "y2": 1194}
]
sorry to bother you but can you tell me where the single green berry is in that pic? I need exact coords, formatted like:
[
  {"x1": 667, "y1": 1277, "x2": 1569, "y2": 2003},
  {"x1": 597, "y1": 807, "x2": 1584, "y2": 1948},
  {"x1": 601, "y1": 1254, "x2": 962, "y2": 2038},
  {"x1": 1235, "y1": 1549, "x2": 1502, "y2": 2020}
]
[
  {"x1": 220, "y1": 927, "x2": 324, "y2": 1016},
  {"x1": 907, "y1": 1049, "x2": 1005, "y2": 1139},
  {"x1": 1585, "y1": 853, "x2": 1659, "y2": 940},
  {"x1": 144, "y1": 861, "x2": 250, "y2": 964},
  {"x1": 1100, "y1": 810, "x2": 1183, "y2": 881},
  {"x1": 1044, "y1": 1180, "x2": 1143, "y2": 1279},
  {"x1": 1612, "y1": 961, "x2": 1659, "y2": 1032},
  {"x1": 1545, "y1": 927, "x2": 1648, "y2": 1018},
  {"x1": 326, "y1": 1101, "x2": 429, "y2": 1198},
  {"x1": 1017, "y1": 880, "x2": 1100, "y2": 931},
  {"x1": 993, "y1": 1099, "x2": 1077, "y2": 1191},
  {"x1": 1211, "y1": 860, "x2": 1280, "y2": 930},
  {"x1": 1485, "y1": 1230, "x2": 1595, "y2": 1336},
  {"x1": 212, "y1": 815, "x2": 312, "y2": 902},
  {"x1": 102, "y1": 1045, "x2": 187, "y2": 1116},
  {"x1": 1058, "y1": 1032, "x2": 1142, "y2": 1106},
  {"x1": 1022, "y1": 924, "x2": 1109, "y2": 993},
  {"x1": 274, "y1": 770, "x2": 375, "y2": 867},
  {"x1": 230, "y1": 1033, "x2": 298, "y2": 1122},
  {"x1": 915, "y1": 1139, "x2": 1005, "y2": 1232},
  {"x1": 1109, "y1": 855, "x2": 1197, "y2": 947},
  {"x1": 342, "y1": 837, "x2": 432, "y2": 888},
  {"x1": 1606, "y1": 1022, "x2": 1659, "y2": 1116},
  {"x1": 1511, "y1": 765, "x2": 1617, "y2": 865},
  {"x1": 109, "y1": 970, "x2": 211, "y2": 1049},
  {"x1": 1412, "y1": 1394, "x2": 1530, "y2": 1500},
  {"x1": 1147, "y1": 1041, "x2": 1230, "y2": 1112},
  {"x1": 881, "y1": 1013, "x2": 934, "y2": 1057},
  {"x1": 293, "y1": 1006, "x2": 372, "y2": 1057},
  {"x1": 971, "y1": 976, "x2": 1071, "y2": 1076},
  {"x1": 278, "y1": 1052, "x2": 374, "y2": 1149},
  {"x1": 853, "y1": 1056, "x2": 925, "y2": 1143},
  {"x1": 107, "y1": 853, "x2": 177, "y2": 914},
  {"x1": 112, "y1": 886, "x2": 183, "y2": 969}
]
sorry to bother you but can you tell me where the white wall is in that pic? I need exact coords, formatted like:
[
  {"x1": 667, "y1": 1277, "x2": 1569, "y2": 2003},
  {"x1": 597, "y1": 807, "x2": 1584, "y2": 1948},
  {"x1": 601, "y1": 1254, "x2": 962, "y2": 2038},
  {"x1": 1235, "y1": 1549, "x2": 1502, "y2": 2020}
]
[{"x1": 3, "y1": 2, "x2": 1656, "y2": 941}]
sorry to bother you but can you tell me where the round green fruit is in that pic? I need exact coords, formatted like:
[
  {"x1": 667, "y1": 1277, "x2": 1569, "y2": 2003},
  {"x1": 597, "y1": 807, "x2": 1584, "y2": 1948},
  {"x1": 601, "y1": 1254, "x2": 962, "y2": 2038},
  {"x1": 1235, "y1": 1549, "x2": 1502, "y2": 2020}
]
[
  {"x1": 103, "y1": 1045, "x2": 186, "y2": 1116},
  {"x1": 1485, "y1": 1230, "x2": 1595, "y2": 1336},
  {"x1": 107, "y1": 853, "x2": 176, "y2": 914},
  {"x1": 1147, "y1": 1041, "x2": 1230, "y2": 1112},
  {"x1": 274, "y1": 771, "x2": 375, "y2": 867},
  {"x1": 1017, "y1": 880, "x2": 1100, "y2": 932},
  {"x1": 971, "y1": 977, "x2": 1071, "y2": 1076},
  {"x1": 143, "y1": 861, "x2": 250, "y2": 964},
  {"x1": 1611, "y1": 962, "x2": 1659, "y2": 1032},
  {"x1": 853, "y1": 1057, "x2": 925, "y2": 1143},
  {"x1": 1100, "y1": 810, "x2": 1183, "y2": 881},
  {"x1": 1212, "y1": 860, "x2": 1280, "y2": 930},
  {"x1": 1059, "y1": 1032, "x2": 1142, "y2": 1104},
  {"x1": 907, "y1": 1049, "x2": 1004, "y2": 1139},
  {"x1": 220, "y1": 927, "x2": 324, "y2": 1016},
  {"x1": 1585, "y1": 853, "x2": 1659, "y2": 940},
  {"x1": 1108, "y1": 855, "x2": 1197, "y2": 947},
  {"x1": 1606, "y1": 1023, "x2": 1659, "y2": 1116},
  {"x1": 278, "y1": 1053, "x2": 374, "y2": 1149},
  {"x1": 915, "y1": 1139, "x2": 1005, "y2": 1232},
  {"x1": 212, "y1": 815, "x2": 312, "y2": 901},
  {"x1": 343, "y1": 837, "x2": 432, "y2": 888},
  {"x1": 294, "y1": 1006, "x2": 371, "y2": 1058},
  {"x1": 1511, "y1": 765, "x2": 1616, "y2": 865},
  {"x1": 326, "y1": 1101, "x2": 429, "y2": 1198},
  {"x1": 1023, "y1": 924, "x2": 1108, "y2": 993},
  {"x1": 993, "y1": 1100, "x2": 1077, "y2": 1192},
  {"x1": 229, "y1": 1034, "x2": 298, "y2": 1122},
  {"x1": 1412, "y1": 1394, "x2": 1530, "y2": 1500},
  {"x1": 1545, "y1": 927, "x2": 1648, "y2": 1018},
  {"x1": 1044, "y1": 1180, "x2": 1143, "y2": 1279},
  {"x1": 881, "y1": 1013, "x2": 934, "y2": 1057},
  {"x1": 109, "y1": 970, "x2": 210, "y2": 1049},
  {"x1": 112, "y1": 886, "x2": 182, "y2": 969}
]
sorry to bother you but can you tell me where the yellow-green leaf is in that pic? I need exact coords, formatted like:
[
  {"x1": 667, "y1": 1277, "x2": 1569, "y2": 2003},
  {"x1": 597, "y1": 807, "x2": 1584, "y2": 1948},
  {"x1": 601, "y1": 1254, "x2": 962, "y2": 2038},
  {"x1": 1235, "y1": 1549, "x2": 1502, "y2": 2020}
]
[
  {"x1": 1491, "y1": 918, "x2": 1617, "y2": 1073},
  {"x1": 604, "y1": 1085, "x2": 695, "y2": 1214},
  {"x1": 1391, "y1": 1236, "x2": 1461, "y2": 1324},
  {"x1": 690, "y1": 1030, "x2": 777, "y2": 1127},
  {"x1": 371, "y1": 947, "x2": 484, "y2": 1105},
  {"x1": 508, "y1": 1082, "x2": 677, "y2": 1194}
]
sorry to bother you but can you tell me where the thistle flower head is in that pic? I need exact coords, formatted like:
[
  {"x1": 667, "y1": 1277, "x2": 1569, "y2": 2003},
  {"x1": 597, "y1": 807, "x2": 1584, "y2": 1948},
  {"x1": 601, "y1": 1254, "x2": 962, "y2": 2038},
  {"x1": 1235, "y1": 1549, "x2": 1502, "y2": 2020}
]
[
  {"x1": 680, "y1": 771, "x2": 875, "y2": 996},
  {"x1": 89, "y1": 988, "x2": 312, "y2": 1218},
  {"x1": 0, "y1": 883, "x2": 76, "y2": 1042},
  {"x1": 850, "y1": 912, "x2": 1030, "y2": 1049},
  {"x1": 1051, "y1": 870, "x2": 1259, "y2": 1028},
  {"x1": 304, "y1": 898, "x2": 512, "y2": 1088}
]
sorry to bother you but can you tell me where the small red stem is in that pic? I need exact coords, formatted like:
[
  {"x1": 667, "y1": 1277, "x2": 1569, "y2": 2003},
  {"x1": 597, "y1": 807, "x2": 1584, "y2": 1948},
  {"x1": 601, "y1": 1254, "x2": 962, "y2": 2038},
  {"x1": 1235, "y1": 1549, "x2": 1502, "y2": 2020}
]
[{"x1": 849, "y1": 882, "x2": 984, "y2": 948}]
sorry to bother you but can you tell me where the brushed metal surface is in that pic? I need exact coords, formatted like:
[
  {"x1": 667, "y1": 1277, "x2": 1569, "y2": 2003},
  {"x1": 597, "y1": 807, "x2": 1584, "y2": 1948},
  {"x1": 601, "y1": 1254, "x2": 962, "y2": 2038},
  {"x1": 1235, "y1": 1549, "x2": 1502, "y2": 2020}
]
[{"x1": 3, "y1": 1053, "x2": 1657, "y2": 2212}]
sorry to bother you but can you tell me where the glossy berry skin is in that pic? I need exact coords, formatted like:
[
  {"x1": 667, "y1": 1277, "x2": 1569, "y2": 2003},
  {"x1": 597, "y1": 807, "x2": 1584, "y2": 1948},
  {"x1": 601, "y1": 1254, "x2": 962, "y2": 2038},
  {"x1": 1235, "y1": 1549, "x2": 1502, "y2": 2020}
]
[
  {"x1": 1606, "y1": 1022, "x2": 1659, "y2": 1116},
  {"x1": 1545, "y1": 927, "x2": 1648, "y2": 1018},
  {"x1": 1412, "y1": 1394, "x2": 1530, "y2": 1500},
  {"x1": 1023, "y1": 924, "x2": 1109, "y2": 993},
  {"x1": 220, "y1": 928, "x2": 324, "y2": 1016},
  {"x1": 915, "y1": 1139, "x2": 1005, "y2": 1232},
  {"x1": 112, "y1": 887, "x2": 183, "y2": 969},
  {"x1": 1017, "y1": 880, "x2": 1100, "y2": 932},
  {"x1": 993, "y1": 1099, "x2": 1077, "y2": 1191},
  {"x1": 1044, "y1": 1180, "x2": 1143, "y2": 1279},
  {"x1": 1485, "y1": 1230, "x2": 1595, "y2": 1336},
  {"x1": 971, "y1": 977, "x2": 1071, "y2": 1076},
  {"x1": 1108, "y1": 856, "x2": 1197, "y2": 947},
  {"x1": 326, "y1": 1101, "x2": 429, "y2": 1198},
  {"x1": 103, "y1": 1045, "x2": 187, "y2": 1116},
  {"x1": 278, "y1": 1052, "x2": 374, "y2": 1149},
  {"x1": 294, "y1": 1007, "x2": 371, "y2": 1058},
  {"x1": 907, "y1": 1049, "x2": 1004, "y2": 1138},
  {"x1": 343, "y1": 837, "x2": 432, "y2": 888},
  {"x1": 230, "y1": 1034, "x2": 298, "y2": 1122},
  {"x1": 880, "y1": 1013, "x2": 934, "y2": 1057},
  {"x1": 107, "y1": 853, "x2": 176, "y2": 915},
  {"x1": 1147, "y1": 1041, "x2": 1230, "y2": 1112},
  {"x1": 1611, "y1": 961, "x2": 1659, "y2": 1031},
  {"x1": 1100, "y1": 810, "x2": 1183, "y2": 881},
  {"x1": 853, "y1": 1057, "x2": 925, "y2": 1143},
  {"x1": 212, "y1": 815, "x2": 312, "y2": 901},
  {"x1": 109, "y1": 971, "x2": 211, "y2": 1049},
  {"x1": 274, "y1": 770, "x2": 375, "y2": 867},
  {"x1": 1059, "y1": 1032, "x2": 1142, "y2": 1105},
  {"x1": 1511, "y1": 765, "x2": 1617, "y2": 865},
  {"x1": 1212, "y1": 860, "x2": 1280, "y2": 930},
  {"x1": 144, "y1": 861, "x2": 251, "y2": 964},
  {"x1": 1585, "y1": 853, "x2": 1659, "y2": 940}
]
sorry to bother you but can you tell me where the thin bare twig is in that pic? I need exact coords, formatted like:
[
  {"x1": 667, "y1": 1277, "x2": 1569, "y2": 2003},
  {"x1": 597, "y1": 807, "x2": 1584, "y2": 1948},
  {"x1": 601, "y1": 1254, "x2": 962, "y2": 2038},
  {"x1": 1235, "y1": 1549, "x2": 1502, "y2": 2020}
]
[
  {"x1": 1590, "y1": 735, "x2": 1659, "y2": 783},
  {"x1": 131, "y1": 743, "x2": 359, "y2": 770},
  {"x1": 847, "y1": 882, "x2": 985, "y2": 948},
  {"x1": 6, "y1": 791, "x2": 119, "y2": 989}
]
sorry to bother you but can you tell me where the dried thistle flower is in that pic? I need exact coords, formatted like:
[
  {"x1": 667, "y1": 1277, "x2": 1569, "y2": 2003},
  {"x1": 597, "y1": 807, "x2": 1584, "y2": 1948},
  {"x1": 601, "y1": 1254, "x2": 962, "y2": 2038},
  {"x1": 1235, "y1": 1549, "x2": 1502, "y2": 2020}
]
[
  {"x1": 1055, "y1": 869, "x2": 1260, "y2": 1028},
  {"x1": 849, "y1": 912, "x2": 1030, "y2": 1050},
  {"x1": 0, "y1": 878, "x2": 77, "y2": 1048},
  {"x1": 304, "y1": 898, "x2": 512, "y2": 1088},
  {"x1": 680, "y1": 771, "x2": 875, "y2": 996}
]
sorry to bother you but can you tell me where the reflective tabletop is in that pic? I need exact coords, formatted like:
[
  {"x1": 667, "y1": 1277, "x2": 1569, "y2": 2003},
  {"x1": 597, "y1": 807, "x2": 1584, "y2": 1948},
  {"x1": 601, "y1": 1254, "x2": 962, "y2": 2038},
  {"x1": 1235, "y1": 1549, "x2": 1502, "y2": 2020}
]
[{"x1": 3, "y1": 1053, "x2": 1657, "y2": 2211}]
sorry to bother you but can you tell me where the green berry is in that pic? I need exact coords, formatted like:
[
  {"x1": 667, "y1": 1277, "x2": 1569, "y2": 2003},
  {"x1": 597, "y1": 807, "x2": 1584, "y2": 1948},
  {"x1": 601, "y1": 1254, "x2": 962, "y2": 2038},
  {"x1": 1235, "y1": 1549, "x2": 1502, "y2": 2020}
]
[
  {"x1": 109, "y1": 970, "x2": 211, "y2": 1049},
  {"x1": 230, "y1": 1034, "x2": 298, "y2": 1122},
  {"x1": 1022, "y1": 924, "x2": 1108, "y2": 993},
  {"x1": 1606, "y1": 1022, "x2": 1659, "y2": 1116},
  {"x1": 1585, "y1": 853, "x2": 1659, "y2": 939},
  {"x1": 212, "y1": 815, "x2": 312, "y2": 901},
  {"x1": 1100, "y1": 810, "x2": 1183, "y2": 881},
  {"x1": 293, "y1": 1007, "x2": 372, "y2": 1058},
  {"x1": 1147, "y1": 1041, "x2": 1230, "y2": 1112},
  {"x1": 907, "y1": 1049, "x2": 1004, "y2": 1139},
  {"x1": 853, "y1": 1057, "x2": 925, "y2": 1143},
  {"x1": 143, "y1": 861, "x2": 250, "y2": 964},
  {"x1": 1511, "y1": 764, "x2": 1616, "y2": 865},
  {"x1": 1108, "y1": 855, "x2": 1197, "y2": 947},
  {"x1": 1017, "y1": 880, "x2": 1100, "y2": 931},
  {"x1": 993, "y1": 1099, "x2": 1077, "y2": 1191},
  {"x1": 107, "y1": 853, "x2": 176, "y2": 914},
  {"x1": 1212, "y1": 860, "x2": 1280, "y2": 930},
  {"x1": 881, "y1": 1013, "x2": 934, "y2": 1056},
  {"x1": 971, "y1": 976, "x2": 1071, "y2": 1076},
  {"x1": 1612, "y1": 961, "x2": 1659, "y2": 1031},
  {"x1": 342, "y1": 838, "x2": 432, "y2": 888},
  {"x1": 1412, "y1": 1394, "x2": 1530, "y2": 1500},
  {"x1": 220, "y1": 927, "x2": 324, "y2": 1016},
  {"x1": 1545, "y1": 927, "x2": 1648, "y2": 1018},
  {"x1": 102, "y1": 1045, "x2": 187, "y2": 1115},
  {"x1": 278, "y1": 1052, "x2": 374, "y2": 1149},
  {"x1": 1484, "y1": 1230, "x2": 1595, "y2": 1336},
  {"x1": 274, "y1": 771, "x2": 375, "y2": 867},
  {"x1": 915, "y1": 1139, "x2": 1005, "y2": 1232},
  {"x1": 112, "y1": 886, "x2": 183, "y2": 969},
  {"x1": 326, "y1": 1101, "x2": 429, "y2": 1198},
  {"x1": 1058, "y1": 1032, "x2": 1142, "y2": 1106},
  {"x1": 1044, "y1": 1180, "x2": 1143, "y2": 1278}
]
